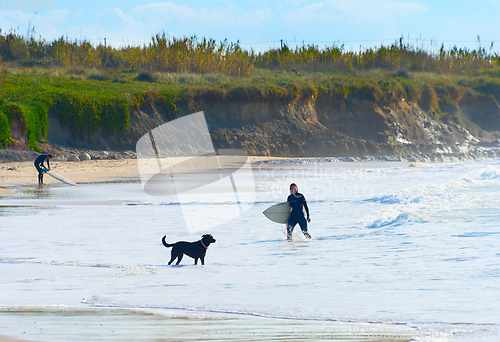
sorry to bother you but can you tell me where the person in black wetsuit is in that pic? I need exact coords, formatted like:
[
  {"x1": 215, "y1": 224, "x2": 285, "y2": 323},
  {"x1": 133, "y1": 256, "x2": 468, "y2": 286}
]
[
  {"x1": 286, "y1": 183, "x2": 311, "y2": 240},
  {"x1": 34, "y1": 153, "x2": 52, "y2": 185}
]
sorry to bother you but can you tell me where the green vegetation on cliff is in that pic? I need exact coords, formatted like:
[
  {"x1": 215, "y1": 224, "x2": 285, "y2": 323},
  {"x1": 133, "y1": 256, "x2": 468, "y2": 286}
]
[{"x1": 1, "y1": 32, "x2": 500, "y2": 151}]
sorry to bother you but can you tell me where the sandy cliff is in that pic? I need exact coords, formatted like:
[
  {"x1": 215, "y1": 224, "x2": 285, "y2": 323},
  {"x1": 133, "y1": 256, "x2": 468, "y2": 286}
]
[{"x1": 22, "y1": 87, "x2": 500, "y2": 158}]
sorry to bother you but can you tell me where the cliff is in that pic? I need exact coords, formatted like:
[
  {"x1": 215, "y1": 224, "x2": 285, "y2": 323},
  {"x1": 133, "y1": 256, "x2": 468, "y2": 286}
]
[
  {"x1": 40, "y1": 86, "x2": 500, "y2": 158},
  {"x1": 3, "y1": 70, "x2": 500, "y2": 160}
]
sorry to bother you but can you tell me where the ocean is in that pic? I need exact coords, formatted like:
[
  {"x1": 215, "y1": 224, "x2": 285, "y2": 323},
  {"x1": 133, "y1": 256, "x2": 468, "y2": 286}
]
[{"x1": 1, "y1": 158, "x2": 499, "y2": 341}]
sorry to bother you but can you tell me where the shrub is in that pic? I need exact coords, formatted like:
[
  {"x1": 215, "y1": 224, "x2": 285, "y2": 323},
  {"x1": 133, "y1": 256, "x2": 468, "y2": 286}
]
[
  {"x1": 87, "y1": 70, "x2": 112, "y2": 81},
  {"x1": 0, "y1": 110, "x2": 12, "y2": 148},
  {"x1": 0, "y1": 101, "x2": 46, "y2": 151},
  {"x1": 135, "y1": 71, "x2": 158, "y2": 82}
]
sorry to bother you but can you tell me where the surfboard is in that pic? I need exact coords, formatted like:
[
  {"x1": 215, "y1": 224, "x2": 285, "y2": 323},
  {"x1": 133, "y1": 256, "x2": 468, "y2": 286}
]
[
  {"x1": 42, "y1": 167, "x2": 77, "y2": 186},
  {"x1": 263, "y1": 202, "x2": 292, "y2": 224}
]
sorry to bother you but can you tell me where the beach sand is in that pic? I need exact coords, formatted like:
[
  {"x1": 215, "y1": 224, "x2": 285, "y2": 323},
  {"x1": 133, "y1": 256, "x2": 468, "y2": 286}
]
[
  {"x1": 0, "y1": 156, "x2": 283, "y2": 189},
  {"x1": 0, "y1": 159, "x2": 140, "y2": 187}
]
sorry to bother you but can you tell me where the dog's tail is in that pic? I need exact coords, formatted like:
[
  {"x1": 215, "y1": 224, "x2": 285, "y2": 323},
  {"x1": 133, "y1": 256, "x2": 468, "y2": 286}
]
[{"x1": 162, "y1": 235, "x2": 173, "y2": 248}]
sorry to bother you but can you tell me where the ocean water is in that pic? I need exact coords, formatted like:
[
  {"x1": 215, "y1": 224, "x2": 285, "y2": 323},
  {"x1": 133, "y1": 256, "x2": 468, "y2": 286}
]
[{"x1": 1, "y1": 159, "x2": 500, "y2": 341}]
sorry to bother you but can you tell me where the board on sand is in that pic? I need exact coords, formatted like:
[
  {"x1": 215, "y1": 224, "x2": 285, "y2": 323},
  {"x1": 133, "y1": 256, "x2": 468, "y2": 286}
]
[
  {"x1": 42, "y1": 167, "x2": 77, "y2": 186},
  {"x1": 263, "y1": 202, "x2": 292, "y2": 224}
]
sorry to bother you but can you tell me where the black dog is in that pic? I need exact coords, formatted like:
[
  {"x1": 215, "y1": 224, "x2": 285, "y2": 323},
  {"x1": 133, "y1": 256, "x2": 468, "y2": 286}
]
[{"x1": 162, "y1": 234, "x2": 216, "y2": 265}]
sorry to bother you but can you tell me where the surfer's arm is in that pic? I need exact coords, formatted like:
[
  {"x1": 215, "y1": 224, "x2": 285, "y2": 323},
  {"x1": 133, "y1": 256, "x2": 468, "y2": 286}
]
[
  {"x1": 46, "y1": 158, "x2": 50, "y2": 171},
  {"x1": 304, "y1": 200, "x2": 311, "y2": 223},
  {"x1": 303, "y1": 197, "x2": 310, "y2": 217}
]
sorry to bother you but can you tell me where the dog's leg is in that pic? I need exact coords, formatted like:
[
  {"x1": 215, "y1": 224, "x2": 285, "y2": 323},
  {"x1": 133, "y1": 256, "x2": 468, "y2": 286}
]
[
  {"x1": 200, "y1": 256, "x2": 205, "y2": 265},
  {"x1": 194, "y1": 258, "x2": 198, "y2": 265},
  {"x1": 168, "y1": 250, "x2": 178, "y2": 265},
  {"x1": 175, "y1": 253, "x2": 184, "y2": 265}
]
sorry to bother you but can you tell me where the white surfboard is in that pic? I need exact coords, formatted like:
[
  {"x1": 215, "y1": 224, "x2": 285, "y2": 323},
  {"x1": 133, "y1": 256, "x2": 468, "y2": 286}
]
[
  {"x1": 263, "y1": 202, "x2": 292, "y2": 224},
  {"x1": 42, "y1": 167, "x2": 77, "y2": 186}
]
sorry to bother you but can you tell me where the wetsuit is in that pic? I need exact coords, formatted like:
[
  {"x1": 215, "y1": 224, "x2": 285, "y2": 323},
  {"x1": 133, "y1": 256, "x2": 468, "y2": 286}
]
[
  {"x1": 287, "y1": 192, "x2": 310, "y2": 239},
  {"x1": 34, "y1": 154, "x2": 50, "y2": 184}
]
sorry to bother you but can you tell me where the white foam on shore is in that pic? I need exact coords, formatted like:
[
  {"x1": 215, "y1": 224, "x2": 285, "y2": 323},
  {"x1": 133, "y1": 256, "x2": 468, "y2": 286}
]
[
  {"x1": 0, "y1": 306, "x2": 445, "y2": 342},
  {"x1": 253, "y1": 147, "x2": 500, "y2": 166}
]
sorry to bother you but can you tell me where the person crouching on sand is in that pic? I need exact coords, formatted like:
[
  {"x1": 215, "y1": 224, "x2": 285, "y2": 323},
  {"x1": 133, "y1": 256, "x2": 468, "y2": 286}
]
[
  {"x1": 286, "y1": 183, "x2": 311, "y2": 240},
  {"x1": 34, "y1": 153, "x2": 52, "y2": 185}
]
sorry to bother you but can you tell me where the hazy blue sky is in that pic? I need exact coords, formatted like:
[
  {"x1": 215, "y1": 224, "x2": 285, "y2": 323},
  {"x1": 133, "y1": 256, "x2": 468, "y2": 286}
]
[{"x1": 1, "y1": 0, "x2": 499, "y2": 52}]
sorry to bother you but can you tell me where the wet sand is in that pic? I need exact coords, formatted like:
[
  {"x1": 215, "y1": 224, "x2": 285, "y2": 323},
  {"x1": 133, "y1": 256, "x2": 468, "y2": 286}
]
[
  {"x1": 0, "y1": 159, "x2": 140, "y2": 187},
  {"x1": 0, "y1": 307, "x2": 414, "y2": 342},
  {"x1": 0, "y1": 157, "x2": 284, "y2": 188}
]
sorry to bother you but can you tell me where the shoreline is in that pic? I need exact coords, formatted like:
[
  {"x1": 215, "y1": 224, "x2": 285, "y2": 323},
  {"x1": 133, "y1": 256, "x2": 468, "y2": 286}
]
[
  {"x1": 2, "y1": 147, "x2": 500, "y2": 189},
  {"x1": 0, "y1": 156, "x2": 286, "y2": 188},
  {"x1": 0, "y1": 159, "x2": 140, "y2": 188},
  {"x1": 0, "y1": 306, "x2": 416, "y2": 342}
]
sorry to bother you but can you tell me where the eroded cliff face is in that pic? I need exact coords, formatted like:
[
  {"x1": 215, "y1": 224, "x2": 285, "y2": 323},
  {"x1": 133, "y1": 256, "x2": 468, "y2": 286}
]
[{"x1": 43, "y1": 88, "x2": 500, "y2": 157}]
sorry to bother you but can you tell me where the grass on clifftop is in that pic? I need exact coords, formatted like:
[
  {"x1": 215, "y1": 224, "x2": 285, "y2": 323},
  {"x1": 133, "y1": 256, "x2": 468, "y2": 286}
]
[{"x1": 2, "y1": 31, "x2": 500, "y2": 75}]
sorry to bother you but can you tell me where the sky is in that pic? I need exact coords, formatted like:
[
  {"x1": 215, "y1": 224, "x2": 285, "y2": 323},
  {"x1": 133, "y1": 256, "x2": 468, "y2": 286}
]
[{"x1": 1, "y1": 0, "x2": 500, "y2": 53}]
